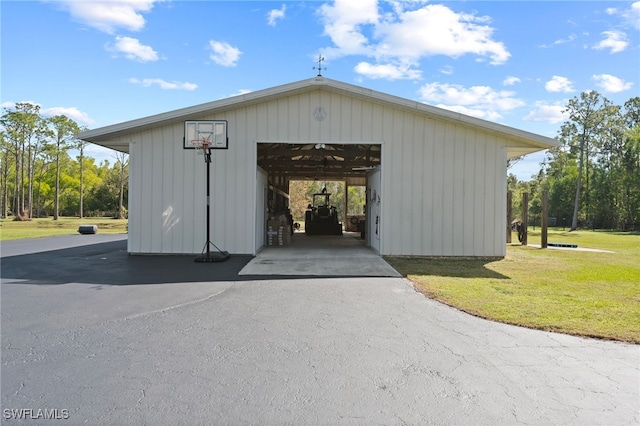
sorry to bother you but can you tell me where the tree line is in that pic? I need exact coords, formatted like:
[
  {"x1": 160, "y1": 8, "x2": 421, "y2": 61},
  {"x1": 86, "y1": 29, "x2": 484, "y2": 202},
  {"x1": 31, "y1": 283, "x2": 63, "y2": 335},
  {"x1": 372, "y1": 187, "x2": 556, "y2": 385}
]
[
  {"x1": 509, "y1": 92, "x2": 639, "y2": 231},
  {"x1": 0, "y1": 102, "x2": 128, "y2": 220}
]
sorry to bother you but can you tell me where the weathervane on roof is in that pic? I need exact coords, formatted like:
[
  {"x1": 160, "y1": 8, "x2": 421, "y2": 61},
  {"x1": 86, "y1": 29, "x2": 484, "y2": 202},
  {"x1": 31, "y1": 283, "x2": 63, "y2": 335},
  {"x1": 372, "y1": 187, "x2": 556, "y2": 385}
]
[{"x1": 313, "y1": 55, "x2": 326, "y2": 77}]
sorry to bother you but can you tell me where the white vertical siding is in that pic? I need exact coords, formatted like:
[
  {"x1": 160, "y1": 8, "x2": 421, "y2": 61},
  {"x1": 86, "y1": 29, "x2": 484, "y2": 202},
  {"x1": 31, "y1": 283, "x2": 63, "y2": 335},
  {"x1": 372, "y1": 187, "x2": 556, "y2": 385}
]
[
  {"x1": 420, "y1": 121, "x2": 434, "y2": 255},
  {"x1": 150, "y1": 127, "x2": 163, "y2": 252},
  {"x1": 471, "y1": 135, "x2": 486, "y2": 253},
  {"x1": 139, "y1": 130, "x2": 154, "y2": 253},
  {"x1": 183, "y1": 124, "x2": 199, "y2": 253},
  {"x1": 451, "y1": 125, "x2": 465, "y2": 255},
  {"x1": 461, "y1": 128, "x2": 475, "y2": 256},
  {"x1": 442, "y1": 122, "x2": 455, "y2": 255},
  {"x1": 126, "y1": 88, "x2": 508, "y2": 257},
  {"x1": 128, "y1": 123, "x2": 201, "y2": 254},
  {"x1": 377, "y1": 106, "x2": 507, "y2": 257},
  {"x1": 430, "y1": 122, "x2": 444, "y2": 254},
  {"x1": 496, "y1": 147, "x2": 508, "y2": 257},
  {"x1": 410, "y1": 116, "x2": 425, "y2": 255},
  {"x1": 128, "y1": 136, "x2": 140, "y2": 253},
  {"x1": 127, "y1": 114, "x2": 256, "y2": 254}
]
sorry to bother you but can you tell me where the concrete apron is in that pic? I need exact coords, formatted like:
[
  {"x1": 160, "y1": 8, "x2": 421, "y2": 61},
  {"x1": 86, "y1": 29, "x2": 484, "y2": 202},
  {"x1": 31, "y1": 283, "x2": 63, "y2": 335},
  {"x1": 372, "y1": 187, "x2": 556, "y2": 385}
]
[{"x1": 239, "y1": 232, "x2": 401, "y2": 277}]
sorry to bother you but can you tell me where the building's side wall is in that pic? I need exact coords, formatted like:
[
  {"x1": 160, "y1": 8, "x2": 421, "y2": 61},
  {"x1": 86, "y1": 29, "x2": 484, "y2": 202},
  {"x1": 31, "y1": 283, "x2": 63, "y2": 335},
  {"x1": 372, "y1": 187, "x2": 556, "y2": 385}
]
[
  {"x1": 379, "y1": 112, "x2": 507, "y2": 257},
  {"x1": 127, "y1": 122, "x2": 205, "y2": 254},
  {"x1": 125, "y1": 88, "x2": 507, "y2": 256},
  {"x1": 126, "y1": 117, "x2": 256, "y2": 255}
]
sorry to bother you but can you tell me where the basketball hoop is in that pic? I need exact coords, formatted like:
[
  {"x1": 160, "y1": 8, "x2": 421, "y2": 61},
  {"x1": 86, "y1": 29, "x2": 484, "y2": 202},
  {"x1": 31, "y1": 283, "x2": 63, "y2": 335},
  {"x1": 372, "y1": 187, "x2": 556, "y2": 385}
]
[
  {"x1": 191, "y1": 139, "x2": 211, "y2": 155},
  {"x1": 183, "y1": 121, "x2": 230, "y2": 263},
  {"x1": 190, "y1": 137, "x2": 230, "y2": 263}
]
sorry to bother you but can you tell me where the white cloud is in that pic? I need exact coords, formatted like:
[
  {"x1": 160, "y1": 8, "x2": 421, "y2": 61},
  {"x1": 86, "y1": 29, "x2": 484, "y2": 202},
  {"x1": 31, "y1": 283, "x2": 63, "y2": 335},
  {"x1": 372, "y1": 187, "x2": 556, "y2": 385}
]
[
  {"x1": 1, "y1": 102, "x2": 94, "y2": 125},
  {"x1": 108, "y1": 36, "x2": 159, "y2": 62},
  {"x1": 318, "y1": 0, "x2": 379, "y2": 56},
  {"x1": 129, "y1": 78, "x2": 197, "y2": 91},
  {"x1": 523, "y1": 102, "x2": 567, "y2": 124},
  {"x1": 554, "y1": 33, "x2": 577, "y2": 45},
  {"x1": 624, "y1": 2, "x2": 640, "y2": 30},
  {"x1": 41, "y1": 106, "x2": 96, "y2": 125},
  {"x1": 418, "y1": 82, "x2": 525, "y2": 120},
  {"x1": 607, "y1": 2, "x2": 640, "y2": 30},
  {"x1": 439, "y1": 65, "x2": 454, "y2": 75},
  {"x1": 545, "y1": 76, "x2": 574, "y2": 93},
  {"x1": 318, "y1": 1, "x2": 510, "y2": 81},
  {"x1": 354, "y1": 61, "x2": 421, "y2": 80},
  {"x1": 208, "y1": 40, "x2": 242, "y2": 67},
  {"x1": 54, "y1": 0, "x2": 158, "y2": 34},
  {"x1": 503, "y1": 76, "x2": 521, "y2": 86},
  {"x1": 592, "y1": 74, "x2": 634, "y2": 93},
  {"x1": 593, "y1": 30, "x2": 628, "y2": 53},
  {"x1": 539, "y1": 33, "x2": 577, "y2": 49},
  {"x1": 377, "y1": 4, "x2": 510, "y2": 64},
  {"x1": 267, "y1": 4, "x2": 286, "y2": 26}
]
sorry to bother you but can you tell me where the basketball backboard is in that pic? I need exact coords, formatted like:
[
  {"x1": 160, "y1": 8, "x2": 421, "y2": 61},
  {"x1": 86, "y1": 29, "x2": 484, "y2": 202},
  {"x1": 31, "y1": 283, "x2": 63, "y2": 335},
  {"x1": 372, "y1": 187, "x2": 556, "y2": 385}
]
[{"x1": 184, "y1": 120, "x2": 228, "y2": 150}]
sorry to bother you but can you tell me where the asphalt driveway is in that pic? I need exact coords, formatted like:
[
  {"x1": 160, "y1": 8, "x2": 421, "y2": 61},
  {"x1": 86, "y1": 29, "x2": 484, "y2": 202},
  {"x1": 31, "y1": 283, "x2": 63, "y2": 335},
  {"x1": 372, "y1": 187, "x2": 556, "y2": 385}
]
[{"x1": 1, "y1": 236, "x2": 638, "y2": 424}]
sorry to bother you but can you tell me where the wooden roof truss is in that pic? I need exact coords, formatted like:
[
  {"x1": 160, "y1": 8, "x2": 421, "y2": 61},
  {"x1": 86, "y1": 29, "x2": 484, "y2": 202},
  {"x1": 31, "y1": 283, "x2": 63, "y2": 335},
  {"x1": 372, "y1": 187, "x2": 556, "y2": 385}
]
[{"x1": 257, "y1": 143, "x2": 381, "y2": 179}]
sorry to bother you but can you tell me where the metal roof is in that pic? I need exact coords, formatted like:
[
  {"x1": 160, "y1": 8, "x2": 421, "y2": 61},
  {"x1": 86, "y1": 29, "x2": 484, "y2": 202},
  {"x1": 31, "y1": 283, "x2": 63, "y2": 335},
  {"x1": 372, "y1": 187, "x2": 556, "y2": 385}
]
[{"x1": 78, "y1": 76, "x2": 558, "y2": 150}]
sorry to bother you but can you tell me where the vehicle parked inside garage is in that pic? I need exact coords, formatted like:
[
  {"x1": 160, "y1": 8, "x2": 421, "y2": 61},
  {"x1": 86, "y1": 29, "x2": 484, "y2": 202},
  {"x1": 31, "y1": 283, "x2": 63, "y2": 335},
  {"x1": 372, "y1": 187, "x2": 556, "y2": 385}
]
[{"x1": 305, "y1": 190, "x2": 343, "y2": 235}]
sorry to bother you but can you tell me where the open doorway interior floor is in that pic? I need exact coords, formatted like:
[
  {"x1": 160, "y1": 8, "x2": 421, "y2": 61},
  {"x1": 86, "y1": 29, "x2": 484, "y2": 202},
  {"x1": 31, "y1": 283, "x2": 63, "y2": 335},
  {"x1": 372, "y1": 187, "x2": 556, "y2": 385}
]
[{"x1": 239, "y1": 232, "x2": 401, "y2": 277}]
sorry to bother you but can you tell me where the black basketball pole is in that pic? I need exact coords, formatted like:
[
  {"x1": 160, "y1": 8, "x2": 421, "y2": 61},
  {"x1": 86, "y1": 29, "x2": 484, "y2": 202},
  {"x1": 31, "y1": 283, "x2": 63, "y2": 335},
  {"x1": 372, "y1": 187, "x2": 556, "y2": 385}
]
[
  {"x1": 195, "y1": 147, "x2": 230, "y2": 263},
  {"x1": 204, "y1": 150, "x2": 211, "y2": 258}
]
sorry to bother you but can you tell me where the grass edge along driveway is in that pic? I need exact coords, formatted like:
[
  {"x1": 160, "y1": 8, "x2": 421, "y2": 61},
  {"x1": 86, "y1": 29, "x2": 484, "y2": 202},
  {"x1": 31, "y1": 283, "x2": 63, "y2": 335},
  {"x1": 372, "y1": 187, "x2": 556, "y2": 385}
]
[
  {"x1": 0, "y1": 217, "x2": 127, "y2": 241},
  {"x1": 385, "y1": 230, "x2": 640, "y2": 344}
]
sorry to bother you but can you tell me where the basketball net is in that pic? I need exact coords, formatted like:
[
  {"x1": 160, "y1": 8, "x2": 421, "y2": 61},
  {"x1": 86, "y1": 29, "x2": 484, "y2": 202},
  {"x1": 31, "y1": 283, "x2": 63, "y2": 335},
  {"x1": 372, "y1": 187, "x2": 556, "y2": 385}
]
[{"x1": 191, "y1": 139, "x2": 211, "y2": 155}]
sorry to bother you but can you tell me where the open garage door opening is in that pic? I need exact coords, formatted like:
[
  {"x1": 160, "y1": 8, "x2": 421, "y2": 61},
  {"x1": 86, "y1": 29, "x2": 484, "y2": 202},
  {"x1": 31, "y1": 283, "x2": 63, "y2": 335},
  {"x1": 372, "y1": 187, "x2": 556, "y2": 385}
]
[{"x1": 256, "y1": 142, "x2": 381, "y2": 250}]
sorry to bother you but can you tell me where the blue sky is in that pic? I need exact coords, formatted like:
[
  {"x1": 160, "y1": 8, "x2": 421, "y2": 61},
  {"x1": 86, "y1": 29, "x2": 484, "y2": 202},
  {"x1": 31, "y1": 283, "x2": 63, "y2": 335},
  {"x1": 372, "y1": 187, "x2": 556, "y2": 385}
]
[{"x1": 2, "y1": 0, "x2": 639, "y2": 180}]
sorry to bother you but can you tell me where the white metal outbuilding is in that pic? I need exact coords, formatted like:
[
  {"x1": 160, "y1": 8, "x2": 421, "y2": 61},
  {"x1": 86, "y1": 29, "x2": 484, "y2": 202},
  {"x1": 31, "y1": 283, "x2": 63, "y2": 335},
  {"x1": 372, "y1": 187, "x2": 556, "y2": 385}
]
[{"x1": 78, "y1": 77, "x2": 558, "y2": 258}]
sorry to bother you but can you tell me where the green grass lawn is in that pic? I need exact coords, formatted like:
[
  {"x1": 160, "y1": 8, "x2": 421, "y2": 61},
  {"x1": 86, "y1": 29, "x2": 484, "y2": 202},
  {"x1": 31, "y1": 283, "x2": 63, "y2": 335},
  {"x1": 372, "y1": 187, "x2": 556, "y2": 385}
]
[
  {"x1": 0, "y1": 217, "x2": 128, "y2": 241},
  {"x1": 385, "y1": 229, "x2": 640, "y2": 344}
]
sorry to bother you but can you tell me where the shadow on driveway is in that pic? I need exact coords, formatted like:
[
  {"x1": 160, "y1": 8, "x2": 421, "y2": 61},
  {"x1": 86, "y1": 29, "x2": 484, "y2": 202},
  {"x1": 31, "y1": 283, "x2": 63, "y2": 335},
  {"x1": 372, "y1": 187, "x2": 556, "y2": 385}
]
[{"x1": 1, "y1": 239, "x2": 375, "y2": 285}]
